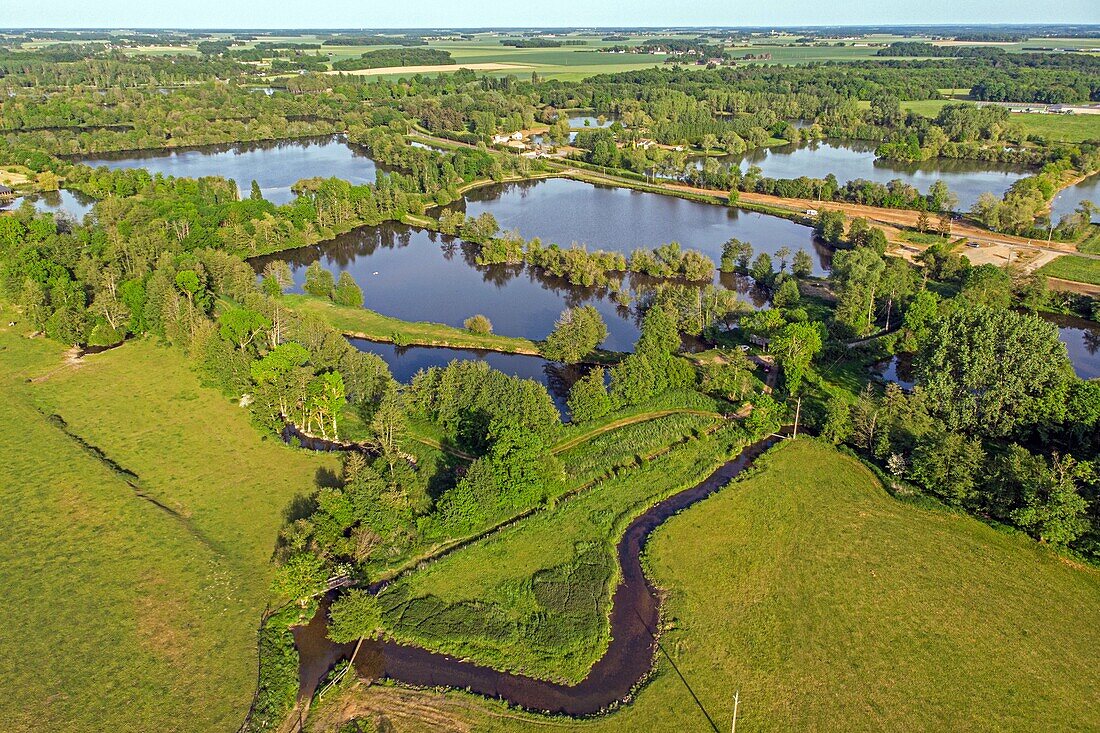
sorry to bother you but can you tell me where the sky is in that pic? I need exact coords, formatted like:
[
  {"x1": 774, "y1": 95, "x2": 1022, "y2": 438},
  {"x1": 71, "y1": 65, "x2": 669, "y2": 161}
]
[{"x1": 2, "y1": 0, "x2": 1098, "y2": 29}]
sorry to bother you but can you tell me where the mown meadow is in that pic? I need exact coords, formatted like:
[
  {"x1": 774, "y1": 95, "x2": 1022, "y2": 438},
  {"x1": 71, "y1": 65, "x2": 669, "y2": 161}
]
[{"x1": 0, "y1": 320, "x2": 336, "y2": 733}]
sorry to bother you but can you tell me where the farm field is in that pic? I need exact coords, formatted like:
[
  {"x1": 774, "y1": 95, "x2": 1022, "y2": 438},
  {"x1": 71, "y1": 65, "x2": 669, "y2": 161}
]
[
  {"x1": 312, "y1": 440, "x2": 1100, "y2": 733},
  {"x1": 0, "y1": 321, "x2": 336, "y2": 733},
  {"x1": 1038, "y1": 254, "x2": 1100, "y2": 286}
]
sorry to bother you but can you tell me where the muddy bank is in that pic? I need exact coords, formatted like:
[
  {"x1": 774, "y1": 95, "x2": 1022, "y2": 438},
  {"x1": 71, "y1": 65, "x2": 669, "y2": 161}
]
[{"x1": 293, "y1": 433, "x2": 784, "y2": 715}]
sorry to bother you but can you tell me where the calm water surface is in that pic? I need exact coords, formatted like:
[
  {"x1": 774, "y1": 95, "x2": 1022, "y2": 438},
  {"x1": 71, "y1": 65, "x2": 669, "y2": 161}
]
[
  {"x1": 711, "y1": 140, "x2": 1030, "y2": 212},
  {"x1": 254, "y1": 223, "x2": 646, "y2": 351},
  {"x1": 448, "y1": 178, "x2": 830, "y2": 276},
  {"x1": 7, "y1": 189, "x2": 97, "y2": 220},
  {"x1": 75, "y1": 135, "x2": 379, "y2": 205},
  {"x1": 1050, "y1": 174, "x2": 1100, "y2": 224}
]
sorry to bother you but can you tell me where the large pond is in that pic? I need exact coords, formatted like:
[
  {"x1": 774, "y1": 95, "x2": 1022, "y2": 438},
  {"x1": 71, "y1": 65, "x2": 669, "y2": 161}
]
[
  {"x1": 74, "y1": 135, "x2": 378, "y2": 205},
  {"x1": 1050, "y1": 173, "x2": 1100, "y2": 225},
  {"x1": 253, "y1": 222, "x2": 767, "y2": 353},
  {"x1": 447, "y1": 178, "x2": 830, "y2": 276},
  {"x1": 255, "y1": 223, "x2": 643, "y2": 351},
  {"x1": 705, "y1": 139, "x2": 1031, "y2": 212},
  {"x1": 348, "y1": 338, "x2": 593, "y2": 417}
]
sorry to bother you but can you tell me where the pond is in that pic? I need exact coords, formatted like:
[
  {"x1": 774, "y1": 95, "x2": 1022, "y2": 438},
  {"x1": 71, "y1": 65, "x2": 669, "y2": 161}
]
[
  {"x1": 348, "y1": 338, "x2": 594, "y2": 417},
  {"x1": 566, "y1": 112, "x2": 618, "y2": 128},
  {"x1": 254, "y1": 223, "x2": 644, "y2": 351},
  {"x1": 5, "y1": 189, "x2": 97, "y2": 220},
  {"x1": 447, "y1": 178, "x2": 830, "y2": 276},
  {"x1": 74, "y1": 135, "x2": 379, "y2": 205},
  {"x1": 1046, "y1": 313, "x2": 1100, "y2": 380},
  {"x1": 1050, "y1": 173, "x2": 1100, "y2": 225},
  {"x1": 701, "y1": 139, "x2": 1031, "y2": 212}
]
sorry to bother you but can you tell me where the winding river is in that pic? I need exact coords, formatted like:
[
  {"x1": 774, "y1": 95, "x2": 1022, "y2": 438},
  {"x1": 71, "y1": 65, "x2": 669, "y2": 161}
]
[{"x1": 293, "y1": 433, "x2": 784, "y2": 714}]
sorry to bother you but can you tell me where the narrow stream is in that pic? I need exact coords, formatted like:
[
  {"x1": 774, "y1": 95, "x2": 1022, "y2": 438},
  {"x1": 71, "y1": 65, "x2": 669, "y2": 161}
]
[{"x1": 292, "y1": 433, "x2": 784, "y2": 715}]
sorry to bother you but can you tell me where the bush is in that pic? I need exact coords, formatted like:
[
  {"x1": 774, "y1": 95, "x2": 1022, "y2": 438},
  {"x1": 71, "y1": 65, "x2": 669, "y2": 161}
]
[{"x1": 464, "y1": 314, "x2": 493, "y2": 335}]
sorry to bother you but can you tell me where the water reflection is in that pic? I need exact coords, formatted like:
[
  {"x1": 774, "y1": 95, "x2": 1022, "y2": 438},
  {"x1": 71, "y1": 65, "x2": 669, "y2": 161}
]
[
  {"x1": 74, "y1": 135, "x2": 380, "y2": 205},
  {"x1": 696, "y1": 139, "x2": 1030, "y2": 212},
  {"x1": 446, "y1": 178, "x2": 830, "y2": 276}
]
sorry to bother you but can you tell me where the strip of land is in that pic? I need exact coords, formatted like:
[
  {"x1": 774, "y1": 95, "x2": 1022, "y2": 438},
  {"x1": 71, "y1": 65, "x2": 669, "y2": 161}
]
[{"x1": 325, "y1": 63, "x2": 532, "y2": 76}]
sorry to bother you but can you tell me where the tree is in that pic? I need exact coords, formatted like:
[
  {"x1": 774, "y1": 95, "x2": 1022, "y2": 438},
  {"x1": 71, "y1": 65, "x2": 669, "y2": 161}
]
[
  {"x1": 772, "y1": 278, "x2": 801, "y2": 309},
  {"x1": 464, "y1": 314, "x2": 493, "y2": 335},
  {"x1": 959, "y1": 264, "x2": 1012, "y2": 310},
  {"x1": 369, "y1": 389, "x2": 407, "y2": 476},
  {"x1": 815, "y1": 210, "x2": 846, "y2": 244},
  {"x1": 250, "y1": 179, "x2": 264, "y2": 201},
  {"x1": 271, "y1": 553, "x2": 327, "y2": 601},
  {"x1": 791, "y1": 249, "x2": 813, "y2": 278},
  {"x1": 915, "y1": 307, "x2": 1072, "y2": 437},
  {"x1": 327, "y1": 589, "x2": 384, "y2": 643},
  {"x1": 218, "y1": 307, "x2": 270, "y2": 351},
  {"x1": 542, "y1": 306, "x2": 608, "y2": 363},
  {"x1": 567, "y1": 368, "x2": 612, "y2": 423},
  {"x1": 637, "y1": 302, "x2": 680, "y2": 356},
  {"x1": 261, "y1": 260, "x2": 294, "y2": 296},
  {"x1": 721, "y1": 238, "x2": 753, "y2": 273},
  {"x1": 1009, "y1": 453, "x2": 1091, "y2": 546},
  {"x1": 770, "y1": 321, "x2": 823, "y2": 394},
  {"x1": 749, "y1": 252, "x2": 774, "y2": 287},
  {"x1": 909, "y1": 430, "x2": 985, "y2": 505},
  {"x1": 303, "y1": 262, "x2": 335, "y2": 298},
  {"x1": 831, "y1": 246, "x2": 885, "y2": 336},
  {"x1": 878, "y1": 257, "x2": 917, "y2": 331},
  {"x1": 332, "y1": 271, "x2": 364, "y2": 307}
]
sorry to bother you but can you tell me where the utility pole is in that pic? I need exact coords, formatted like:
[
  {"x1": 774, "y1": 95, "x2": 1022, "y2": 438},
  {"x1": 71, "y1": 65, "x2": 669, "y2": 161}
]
[{"x1": 731, "y1": 690, "x2": 741, "y2": 733}]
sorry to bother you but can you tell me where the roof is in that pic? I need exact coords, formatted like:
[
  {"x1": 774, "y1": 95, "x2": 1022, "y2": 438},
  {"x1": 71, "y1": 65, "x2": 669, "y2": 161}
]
[{"x1": 0, "y1": 184, "x2": 13, "y2": 194}]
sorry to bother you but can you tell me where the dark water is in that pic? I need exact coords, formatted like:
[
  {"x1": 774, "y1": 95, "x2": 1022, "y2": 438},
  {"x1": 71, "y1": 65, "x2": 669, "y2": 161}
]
[
  {"x1": 74, "y1": 135, "x2": 378, "y2": 205},
  {"x1": 870, "y1": 354, "x2": 916, "y2": 391},
  {"x1": 348, "y1": 338, "x2": 594, "y2": 416},
  {"x1": 1050, "y1": 174, "x2": 1100, "y2": 225},
  {"x1": 701, "y1": 139, "x2": 1030, "y2": 212},
  {"x1": 1045, "y1": 313, "x2": 1100, "y2": 380},
  {"x1": 448, "y1": 178, "x2": 831, "y2": 276},
  {"x1": 254, "y1": 223, "x2": 644, "y2": 351},
  {"x1": 5, "y1": 189, "x2": 97, "y2": 220},
  {"x1": 291, "y1": 434, "x2": 784, "y2": 717},
  {"x1": 254, "y1": 221, "x2": 770, "y2": 353}
]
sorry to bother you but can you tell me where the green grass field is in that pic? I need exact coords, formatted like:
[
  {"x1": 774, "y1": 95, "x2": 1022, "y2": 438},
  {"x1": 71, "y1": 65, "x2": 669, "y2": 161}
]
[
  {"x1": 1038, "y1": 254, "x2": 1100, "y2": 286},
  {"x1": 315, "y1": 439, "x2": 1100, "y2": 732},
  {"x1": 0, "y1": 320, "x2": 336, "y2": 733}
]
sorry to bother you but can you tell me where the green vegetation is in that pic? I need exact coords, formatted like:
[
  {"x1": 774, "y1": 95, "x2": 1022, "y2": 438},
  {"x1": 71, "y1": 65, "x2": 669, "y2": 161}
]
[
  {"x1": 318, "y1": 438, "x2": 1100, "y2": 732},
  {"x1": 280, "y1": 294, "x2": 540, "y2": 354},
  {"x1": 1038, "y1": 253, "x2": 1100, "y2": 286},
  {"x1": 0, "y1": 324, "x2": 335, "y2": 733},
  {"x1": 374, "y1": 420, "x2": 758, "y2": 683},
  {"x1": 332, "y1": 48, "x2": 454, "y2": 72}
]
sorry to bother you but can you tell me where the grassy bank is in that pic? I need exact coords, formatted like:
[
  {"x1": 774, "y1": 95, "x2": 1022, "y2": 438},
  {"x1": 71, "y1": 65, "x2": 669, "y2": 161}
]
[
  {"x1": 0, "y1": 321, "x2": 335, "y2": 732},
  {"x1": 374, "y1": 422, "x2": 754, "y2": 684},
  {"x1": 280, "y1": 294, "x2": 542, "y2": 354},
  {"x1": 1038, "y1": 254, "x2": 1100, "y2": 286},
  {"x1": 314, "y1": 439, "x2": 1100, "y2": 732}
]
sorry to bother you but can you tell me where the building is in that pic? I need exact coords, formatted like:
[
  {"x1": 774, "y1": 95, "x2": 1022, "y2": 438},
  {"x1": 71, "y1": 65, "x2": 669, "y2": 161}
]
[{"x1": 0, "y1": 184, "x2": 14, "y2": 199}]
